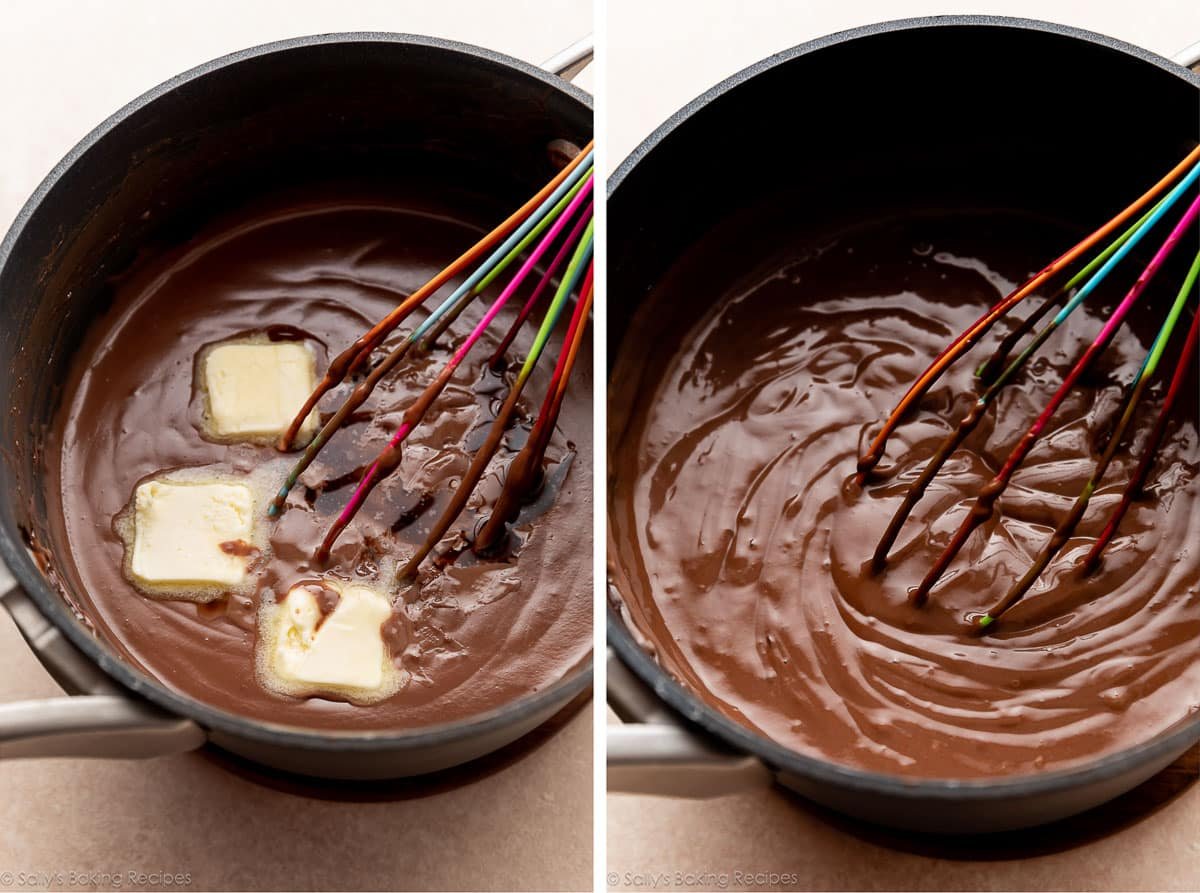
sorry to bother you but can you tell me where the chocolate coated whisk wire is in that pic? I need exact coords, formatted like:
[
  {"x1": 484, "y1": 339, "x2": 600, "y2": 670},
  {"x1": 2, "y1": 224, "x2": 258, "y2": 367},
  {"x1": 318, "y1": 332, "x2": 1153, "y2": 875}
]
[
  {"x1": 860, "y1": 149, "x2": 1200, "y2": 629},
  {"x1": 268, "y1": 148, "x2": 595, "y2": 577},
  {"x1": 979, "y1": 252, "x2": 1200, "y2": 627}
]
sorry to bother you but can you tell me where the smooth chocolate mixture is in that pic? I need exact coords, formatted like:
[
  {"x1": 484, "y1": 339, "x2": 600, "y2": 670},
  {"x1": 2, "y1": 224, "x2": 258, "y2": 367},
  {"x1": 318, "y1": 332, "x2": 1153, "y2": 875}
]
[
  {"x1": 47, "y1": 192, "x2": 592, "y2": 730},
  {"x1": 609, "y1": 211, "x2": 1200, "y2": 778}
]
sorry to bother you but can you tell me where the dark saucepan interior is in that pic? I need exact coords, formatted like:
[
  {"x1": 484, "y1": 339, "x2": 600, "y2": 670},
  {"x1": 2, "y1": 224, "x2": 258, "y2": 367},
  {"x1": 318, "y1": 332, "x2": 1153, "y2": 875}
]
[{"x1": 608, "y1": 23, "x2": 1200, "y2": 783}]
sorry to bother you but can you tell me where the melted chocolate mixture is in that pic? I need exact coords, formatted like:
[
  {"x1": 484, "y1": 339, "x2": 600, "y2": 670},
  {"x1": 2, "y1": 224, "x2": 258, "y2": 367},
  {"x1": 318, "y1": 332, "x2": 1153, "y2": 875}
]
[
  {"x1": 609, "y1": 211, "x2": 1200, "y2": 778},
  {"x1": 47, "y1": 192, "x2": 592, "y2": 730}
]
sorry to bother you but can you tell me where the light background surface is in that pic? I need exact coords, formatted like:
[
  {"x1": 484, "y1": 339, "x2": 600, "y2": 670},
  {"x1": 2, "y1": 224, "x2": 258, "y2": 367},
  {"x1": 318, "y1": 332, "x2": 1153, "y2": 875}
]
[
  {"x1": 0, "y1": 2, "x2": 592, "y2": 892},
  {"x1": 605, "y1": 1, "x2": 1200, "y2": 891}
]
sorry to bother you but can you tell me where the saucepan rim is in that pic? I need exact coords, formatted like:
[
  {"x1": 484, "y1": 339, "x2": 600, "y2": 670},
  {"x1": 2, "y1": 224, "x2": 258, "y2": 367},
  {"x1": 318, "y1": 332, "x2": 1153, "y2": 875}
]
[
  {"x1": 607, "y1": 14, "x2": 1200, "y2": 798},
  {"x1": 0, "y1": 31, "x2": 594, "y2": 751}
]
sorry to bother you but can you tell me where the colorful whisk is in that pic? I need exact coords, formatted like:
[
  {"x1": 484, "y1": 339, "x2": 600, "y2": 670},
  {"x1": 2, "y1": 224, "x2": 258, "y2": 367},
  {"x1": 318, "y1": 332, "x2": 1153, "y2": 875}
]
[
  {"x1": 268, "y1": 142, "x2": 595, "y2": 576},
  {"x1": 861, "y1": 146, "x2": 1200, "y2": 630}
]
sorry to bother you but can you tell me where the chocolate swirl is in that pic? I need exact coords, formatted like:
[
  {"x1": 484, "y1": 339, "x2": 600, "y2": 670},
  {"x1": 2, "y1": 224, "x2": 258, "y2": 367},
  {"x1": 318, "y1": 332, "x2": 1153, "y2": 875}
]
[{"x1": 609, "y1": 212, "x2": 1200, "y2": 778}]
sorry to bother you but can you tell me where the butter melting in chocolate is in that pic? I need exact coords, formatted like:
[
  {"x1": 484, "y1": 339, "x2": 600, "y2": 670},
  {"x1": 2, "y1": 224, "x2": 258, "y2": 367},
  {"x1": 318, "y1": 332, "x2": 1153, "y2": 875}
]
[{"x1": 46, "y1": 192, "x2": 593, "y2": 731}]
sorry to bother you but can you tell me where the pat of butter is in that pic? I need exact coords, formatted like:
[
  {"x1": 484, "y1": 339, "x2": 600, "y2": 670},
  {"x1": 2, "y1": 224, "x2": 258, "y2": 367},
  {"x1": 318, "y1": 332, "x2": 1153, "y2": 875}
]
[
  {"x1": 271, "y1": 582, "x2": 394, "y2": 693},
  {"x1": 131, "y1": 479, "x2": 254, "y2": 589},
  {"x1": 203, "y1": 342, "x2": 317, "y2": 441}
]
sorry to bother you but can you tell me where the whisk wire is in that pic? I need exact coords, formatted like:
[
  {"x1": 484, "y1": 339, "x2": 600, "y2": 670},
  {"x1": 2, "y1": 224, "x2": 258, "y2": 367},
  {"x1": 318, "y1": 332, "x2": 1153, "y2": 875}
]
[
  {"x1": 411, "y1": 165, "x2": 593, "y2": 349},
  {"x1": 395, "y1": 223, "x2": 594, "y2": 578},
  {"x1": 975, "y1": 201, "x2": 1158, "y2": 381},
  {"x1": 873, "y1": 164, "x2": 1200, "y2": 570},
  {"x1": 978, "y1": 249, "x2": 1200, "y2": 627},
  {"x1": 412, "y1": 174, "x2": 595, "y2": 355},
  {"x1": 268, "y1": 155, "x2": 594, "y2": 515},
  {"x1": 911, "y1": 191, "x2": 1200, "y2": 607},
  {"x1": 276, "y1": 141, "x2": 595, "y2": 451},
  {"x1": 1081, "y1": 305, "x2": 1200, "y2": 573},
  {"x1": 855, "y1": 146, "x2": 1200, "y2": 484},
  {"x1": 474, "y1": 278, "x2": 594, "y2": 553},
  {"x1": 489, "y1": 198, "x2": 594, "y2": 370},
  {"x1": 314, "y1": 180, "x2": 594, "y2": 560}
]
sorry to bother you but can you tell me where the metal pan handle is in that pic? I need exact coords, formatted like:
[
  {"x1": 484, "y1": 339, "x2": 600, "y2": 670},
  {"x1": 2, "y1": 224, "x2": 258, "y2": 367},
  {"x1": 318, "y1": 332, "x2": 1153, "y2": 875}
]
[
  {"x1": 1172, "y1": 39, "x2": 1200, "y2": 69},
  {"x1": 607, "y1": 650, "x2": 771, "y2": 797},
  {"x1": 542, "y1": 35, "x2": 593, "y2": 82},
  {"x1": 0, "y1": 582, "x2": 204, "y2": 760}
]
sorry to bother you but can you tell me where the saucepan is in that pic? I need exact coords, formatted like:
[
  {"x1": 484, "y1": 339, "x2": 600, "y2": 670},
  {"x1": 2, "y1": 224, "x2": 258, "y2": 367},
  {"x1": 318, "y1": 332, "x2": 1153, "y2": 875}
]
[
  {"x1": 607, "y1": 16, "x2": 1200, "y2": 833},
  {"x1": 0, "y1": 32, "x2": 593, "y2": 780}
]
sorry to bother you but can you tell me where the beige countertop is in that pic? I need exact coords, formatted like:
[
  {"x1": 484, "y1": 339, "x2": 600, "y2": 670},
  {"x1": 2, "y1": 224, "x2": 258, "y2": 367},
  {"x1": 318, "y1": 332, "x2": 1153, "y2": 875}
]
[
  {"x1": 606, "y1": 732, "x2": 1199, "y2": 891},
  {"x1": 0, "y1": 3, "x2": 592, "y2": 892},
  {"x1": 605, "y1": 1, "x2": 1200, "y2": 890}
]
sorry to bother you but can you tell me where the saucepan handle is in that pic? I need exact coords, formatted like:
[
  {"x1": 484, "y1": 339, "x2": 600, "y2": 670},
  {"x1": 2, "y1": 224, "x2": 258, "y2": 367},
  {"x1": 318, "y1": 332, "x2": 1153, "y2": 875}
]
[
  {"x1": 1172, "y1": 39, "x2": 1200, "y2": 69},
  {"x1": 607, "y1": 649, "x2": 772, "y2": 797},
  {"x1": 542, "y1": 35, "x2": 594, "y2": 82},
  {"x1": 0, "y1": 582, "x2": 205, "y2": 760}
]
